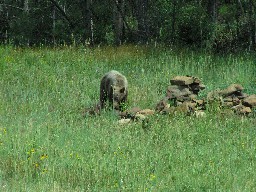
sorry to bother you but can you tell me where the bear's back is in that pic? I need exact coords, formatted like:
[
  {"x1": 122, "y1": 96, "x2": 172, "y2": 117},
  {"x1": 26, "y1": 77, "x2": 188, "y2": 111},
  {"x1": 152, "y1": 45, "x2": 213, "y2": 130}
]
[{"x1": 104, "y1": 70, "x2": 128, "y2": 88}]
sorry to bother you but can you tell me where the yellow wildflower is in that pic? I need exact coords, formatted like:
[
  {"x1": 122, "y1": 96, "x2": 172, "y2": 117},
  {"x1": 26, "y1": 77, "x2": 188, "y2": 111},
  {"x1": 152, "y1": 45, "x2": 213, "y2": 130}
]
[
  {"x1": 40, "y1": 154, "x2": 48, "y2": 160},
  {"x1": 34, "y1": 162, "x2": 39, "y2": 168},
  {"x1": 149, "y1": 173, "x2": 156, "y2": 181}
]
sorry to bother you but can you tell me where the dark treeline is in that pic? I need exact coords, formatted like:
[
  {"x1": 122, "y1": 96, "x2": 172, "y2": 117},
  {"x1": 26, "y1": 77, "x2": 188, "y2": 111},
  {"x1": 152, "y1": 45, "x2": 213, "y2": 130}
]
[{"x1": 0, "y1": 0, "x2": 255, "y2": 52}]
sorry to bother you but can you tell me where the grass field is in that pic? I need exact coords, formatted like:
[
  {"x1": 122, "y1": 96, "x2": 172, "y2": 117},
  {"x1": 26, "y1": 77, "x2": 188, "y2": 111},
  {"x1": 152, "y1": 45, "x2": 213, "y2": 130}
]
[{"x1": 0, "y1": 45, "x2": 256, "y2": 191}]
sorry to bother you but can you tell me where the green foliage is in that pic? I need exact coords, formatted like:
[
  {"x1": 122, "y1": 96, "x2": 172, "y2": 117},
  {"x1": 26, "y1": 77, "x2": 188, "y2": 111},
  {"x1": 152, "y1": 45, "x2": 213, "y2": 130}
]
[
  {"x1": 219, "y1": 4, "x2": 237, "y2": 22},
  {"x1": 0, "y1": 0, "x2": 256, "y2": 51},
  {"x1": 104, "y1": 26, "x2": 115, "y2": 45},
  {"x1": 209, "y1": 4, "x2": 239, "y2": 52},
  {"x1": 177, "y1": 3, "x2": 210, "y2": 45}
]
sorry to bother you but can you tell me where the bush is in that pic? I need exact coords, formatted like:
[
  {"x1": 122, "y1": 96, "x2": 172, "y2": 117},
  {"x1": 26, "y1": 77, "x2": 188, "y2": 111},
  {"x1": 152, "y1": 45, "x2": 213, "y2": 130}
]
[{"x1": 176, "y1": 3, "x2": 210, "y2": 45}]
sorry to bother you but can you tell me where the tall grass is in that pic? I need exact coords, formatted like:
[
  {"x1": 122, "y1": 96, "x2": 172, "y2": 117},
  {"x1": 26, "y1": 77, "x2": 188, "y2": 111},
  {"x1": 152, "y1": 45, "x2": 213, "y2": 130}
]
[{"x1": 0, "y1": 45, "x2": 256, "y2": 191}]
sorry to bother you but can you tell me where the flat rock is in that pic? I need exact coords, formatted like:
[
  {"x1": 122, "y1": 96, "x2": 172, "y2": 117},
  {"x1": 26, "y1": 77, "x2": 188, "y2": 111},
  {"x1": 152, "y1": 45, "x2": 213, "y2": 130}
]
[
  {"x1": 195, "y1": 110, "x2": 206, "y2": 118},
  {"x1": 170, "y1": 76, "x2": 201, "y2": 86},
  {"x1": 232, "y1": 105, "x2": 252, "y2": 114},
  {"x1": 242, "y1": 94, "x2": 256, "y2": 107},
  {"x1": 183, "y1": 100, "x2": 197, "y2": 111},
  {"x1": 194, "y1": 99, "x2": 205, "y2": 105},
  {"x1": 220, "y1": 84, "x2": 244, "y2": 97},
  {"x1": 175, "y1": 102, "x2": 191, "y2": 114},
  {"x1": 222, "y1": 101, "x2": 234, "y2": 107},
  {"x1": 118, "y1": 118, "x2": 132, "y2": 124},
  {"x1": 232, "y1": 97, "x2": 241, "y2": 105},
  {"x1": 223, "y1": 96, "x2": 233, "y2": 102},
  {"x1": 137, "y1": 109, "x2": 155, "y2": 115},
  {"x1": 189, "y1": 83, "x2": 206, "y2": 93},
  {"x1": 237, "y1": 93, "x2": 248, "y2": 99},
  {"x1": 166, "y1": 85, "x2": 192, "y2": 98},
  {"x1": 119, "y1": 107, "x2": 142, "y2": 118},
  {"x1": 135, "y1": 114, "x2": 147, "y2": 121},
  {"x1": 189, "y1": 94, "x2": 197, "y2": 100}
]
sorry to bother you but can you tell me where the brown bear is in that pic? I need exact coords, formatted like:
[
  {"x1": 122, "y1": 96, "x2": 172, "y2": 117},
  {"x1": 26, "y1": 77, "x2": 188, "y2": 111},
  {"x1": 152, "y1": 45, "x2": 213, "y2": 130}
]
[{"x1": 100, "y1": 70, "x2": 128, "y2": 111}]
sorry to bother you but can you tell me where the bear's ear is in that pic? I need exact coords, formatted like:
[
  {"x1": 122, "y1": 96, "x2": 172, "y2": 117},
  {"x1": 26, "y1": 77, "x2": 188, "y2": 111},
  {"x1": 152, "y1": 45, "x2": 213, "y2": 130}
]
[{"x1": 120, "y1": 87, "x2": 125, "y2": 93}]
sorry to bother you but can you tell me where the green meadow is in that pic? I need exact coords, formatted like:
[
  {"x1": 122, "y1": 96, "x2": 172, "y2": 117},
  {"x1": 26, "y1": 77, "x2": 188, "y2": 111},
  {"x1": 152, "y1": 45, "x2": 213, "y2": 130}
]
[{"x1": 0, "y1": 45, "x2": 256, "y2": 191}]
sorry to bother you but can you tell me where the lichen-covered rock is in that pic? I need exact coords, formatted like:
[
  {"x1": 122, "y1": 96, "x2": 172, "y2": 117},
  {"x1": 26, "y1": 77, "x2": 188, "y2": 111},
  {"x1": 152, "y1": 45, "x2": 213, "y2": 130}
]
[
  {"x1": 175, "y1": 102, "x2": 192, "y2": 114},
  {"x1": 182, "y1": 100, "x2": 197, "y2": 111},
  {"x1": 232, "y1": 105, "x2": 252, "y2": 115},
  {"x1": 222, "y1": 101, "x2": 234, "y2": 108},
  {"x1": 195, "y1": 110, "x2": 206, "y2": 118},
  {"x1": 135, "y1": 114, "x2": 147, "y2": 121},
  {"x1": 137, "y1": 109, "x2": 155, "y2": 115},
  {"x1": 219, "y1": 84, "x2": 244, "y2": 97},
  {"x1": 194, "y1": 99, "x2": 206, "y2": 107},
  {"x1": 242, "y1": 95, "x2": 256, "y2": 107},
  {"x1": 189, "y1": 83, "x2": 206, "y2": 93},
  {"x1": 119, "y1": 107, "x2": 142, "y2": 119},
  {"x1": 170, "y1": 76, "x2": 199, "y2": 85},
  {"x1": 157, "y1": 75, "x2": 206, "y2": 115},
  {"x1": 166, "y1": 85, "x2": 192, "y2": 99},
  {"x1": 206, "y1": 83, "x2": 255, "y2": 115},
  {"x1": 118, "y1": 118, "x2": 131, "y2": 124},
  {"x1": 155, "y1": 97, "x2": 170, "y2": 112}
]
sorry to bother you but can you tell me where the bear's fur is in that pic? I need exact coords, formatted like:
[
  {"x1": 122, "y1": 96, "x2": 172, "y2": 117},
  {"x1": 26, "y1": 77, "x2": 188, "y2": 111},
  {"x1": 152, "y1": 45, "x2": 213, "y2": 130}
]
[{"x1": 100, "y1": 70, "x2": 128, "y2": 111}]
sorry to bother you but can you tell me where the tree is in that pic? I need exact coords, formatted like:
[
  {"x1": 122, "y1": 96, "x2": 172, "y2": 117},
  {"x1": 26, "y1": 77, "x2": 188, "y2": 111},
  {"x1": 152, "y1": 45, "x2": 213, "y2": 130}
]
[
  {"x1": 0, "y1": 0, "x2": 255, "y2": 51},
  {"x1": 248, "y1": 0, "x2": 256, "y2": 50},
  {"x1": 134, "y1": 0, "x2": 149, "y2": 43},
  {"x1": 113, "y1": 0, "x2": 125, "y2": 45},
  {"x1": 81, "y1": 0, "x2": 93, "y2": 45}
]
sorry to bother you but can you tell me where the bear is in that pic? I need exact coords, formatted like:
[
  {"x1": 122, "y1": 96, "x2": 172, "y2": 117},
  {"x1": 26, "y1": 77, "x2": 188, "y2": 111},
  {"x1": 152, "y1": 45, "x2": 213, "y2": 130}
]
[{"x1": 100, "y1": 70, "x2": 128, "y2": 111}]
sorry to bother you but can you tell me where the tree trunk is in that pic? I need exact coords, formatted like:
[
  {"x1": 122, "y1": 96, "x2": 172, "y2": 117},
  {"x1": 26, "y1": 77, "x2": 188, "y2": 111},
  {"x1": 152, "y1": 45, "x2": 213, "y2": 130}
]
[
  {"x1": 113, "y1": 0, "x2": 125, "y2": 45},
  {"x1": 249, "y1": 0, "x2": 255, "y2": 50},
  {"x1": 207, "y1": 0, "x2": 218, "y2": 49},
  {"x1": 49, "y1": 0, "x2": 74, "y2": 28},
  {"x1": 81, "y1": 0, "x2": 93, "y2": 45},
  {"x1": 0, "y1": 4, "x2": 9, "y2": 43},
  {"x1": 171, "y1": 0, "x2": 177, "y2": 43},
  {"x1": 135, "y1": 0, "x2": 148, "y2": 43},
  {"x1": 52, "y1": 5, "x2": 56, "y2": 46},
  {"x1": 207, "y1": 0, "x2": 218, "y2": 22},
  {"x1": 24, "y1": 0, "x2": 29, "y2": 12}
]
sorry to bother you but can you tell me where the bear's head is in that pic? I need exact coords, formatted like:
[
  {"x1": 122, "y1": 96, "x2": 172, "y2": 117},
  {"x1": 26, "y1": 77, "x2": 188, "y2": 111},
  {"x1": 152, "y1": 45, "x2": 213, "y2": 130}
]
[{"x1": 113, "y1": 86, "x2": 127, "y2": 110}]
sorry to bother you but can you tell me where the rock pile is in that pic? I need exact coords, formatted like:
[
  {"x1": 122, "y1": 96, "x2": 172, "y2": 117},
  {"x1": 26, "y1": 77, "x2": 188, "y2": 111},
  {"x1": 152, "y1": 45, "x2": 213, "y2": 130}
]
[
  {"x1": 118, "y1": 107, "x2": 155, "y2": 125},
  {"x1": 207, "y1": 84, "x2": 256, "y2": 115},
  {"x1": 83, "y1": 75, "x2": 255, "y2": 120},
  {"x1": 156, "y1": 75, "x2": 206, "y2": 114}
]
